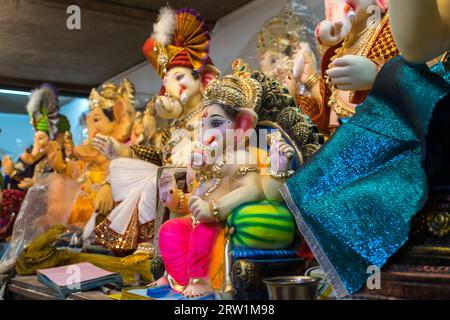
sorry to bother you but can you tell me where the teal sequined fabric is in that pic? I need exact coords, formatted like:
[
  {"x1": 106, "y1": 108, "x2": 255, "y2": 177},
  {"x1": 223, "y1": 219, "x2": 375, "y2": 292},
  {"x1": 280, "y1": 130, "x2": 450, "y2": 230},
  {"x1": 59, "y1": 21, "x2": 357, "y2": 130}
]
[{"x1": 281, "y1": 56, "x2": 450, "y2": 298}]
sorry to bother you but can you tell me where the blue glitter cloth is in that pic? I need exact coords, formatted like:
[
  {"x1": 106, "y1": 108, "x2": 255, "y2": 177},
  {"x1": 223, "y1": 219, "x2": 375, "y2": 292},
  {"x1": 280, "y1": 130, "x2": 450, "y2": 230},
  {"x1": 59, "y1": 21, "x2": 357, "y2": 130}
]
[{"x1": 281, "y1": 56, "x2": 450, "y2": 298}]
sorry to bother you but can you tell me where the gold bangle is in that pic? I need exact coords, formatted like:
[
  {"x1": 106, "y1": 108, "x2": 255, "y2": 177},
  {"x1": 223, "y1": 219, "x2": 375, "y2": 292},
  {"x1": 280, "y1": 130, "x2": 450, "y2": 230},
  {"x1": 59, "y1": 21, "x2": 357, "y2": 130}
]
[
  {"x1": 208, "y1": 199, "x2": 221, "y2": 223},
  {"x1": 177, "y1": 189, "x2": 186, "y2": 214},
  {"x1": 304, "y1": 73, "x2": 320, "y2": 92},
  {"x1": 271, "y1": 169, "x2": 295, "y2": 180},
  {"x1": 233, "y1": 166, "x2": 259, "y2": 179}
]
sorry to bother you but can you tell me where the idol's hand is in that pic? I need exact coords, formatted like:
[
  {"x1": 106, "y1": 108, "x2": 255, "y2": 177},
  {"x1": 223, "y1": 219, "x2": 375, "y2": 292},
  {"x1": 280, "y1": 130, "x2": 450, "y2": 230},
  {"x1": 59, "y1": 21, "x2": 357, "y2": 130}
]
[
  {"x1": 293, "y1": 42, "x2": 318, "y2": 84},
  {"x1": 92, "y1": 134, "x2": 122, "y2": 160},
  {"x1": 94, "y1": 184, "x2": 114, "y2": 216},
  {"x1": 326, "y1": 55, "x2": 378, "y2": 91},
  {"x1": 270, "y1": 140, "x2": 294, "y2": 173},
  {"x1": 155, "y1": 95, "x2": 183, "y2": 120},
  {"x1": 18, "y1": 177, "x2": 34, "y2": 190},
  {"x1": 189, "y1": 196, "x2": 214, "y2": 224},
  {"x1": 2, "y1": 156, "x2": 15, "y2": 176},
  {"x1": 47, "y1": 141, "x2": 65, "y2": 172},
  {"x1": 20, "y1": 151, "x2": 35, "y2": 165}
]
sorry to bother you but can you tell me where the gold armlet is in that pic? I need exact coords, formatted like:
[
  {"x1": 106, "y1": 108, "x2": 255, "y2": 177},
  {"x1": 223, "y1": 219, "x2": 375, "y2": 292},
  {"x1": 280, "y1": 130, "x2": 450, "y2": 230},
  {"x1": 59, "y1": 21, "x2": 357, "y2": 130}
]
[
  {"x1": 233, "y1": 167, "x2": 259, "y2": 179},
  {"x1": 271, "y1": 169, "x2": 295, "y2": 180},
  {"x1": 304, "y1": 73, "x2": 320, "y2": 92},
  {"x1": 177, "y1": 189, "x2": 186, "y2": 214},
  {"x1": 208, "y1": 199, "x2": 221, "y2": 223}
]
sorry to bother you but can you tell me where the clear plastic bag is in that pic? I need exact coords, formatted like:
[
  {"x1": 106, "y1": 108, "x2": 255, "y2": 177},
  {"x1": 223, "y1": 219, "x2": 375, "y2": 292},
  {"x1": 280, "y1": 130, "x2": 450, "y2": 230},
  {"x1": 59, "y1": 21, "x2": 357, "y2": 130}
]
[
  {"x1": 0, "y1": 173, "x2": 80, "y2": 274},
  {"x1": 225, "y1": 0, "x2": 324, "y2": 75}
]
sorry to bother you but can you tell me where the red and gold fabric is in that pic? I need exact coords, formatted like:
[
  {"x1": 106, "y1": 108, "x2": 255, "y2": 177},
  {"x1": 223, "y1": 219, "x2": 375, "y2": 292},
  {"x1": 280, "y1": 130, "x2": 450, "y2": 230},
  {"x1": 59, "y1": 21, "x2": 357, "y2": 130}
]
[
  {"x1": 297, "y1": 13, "x2": 399, "y2": 133},
  {"x1": 142, "y1": 8, "x2": 212, "y2": 78}
]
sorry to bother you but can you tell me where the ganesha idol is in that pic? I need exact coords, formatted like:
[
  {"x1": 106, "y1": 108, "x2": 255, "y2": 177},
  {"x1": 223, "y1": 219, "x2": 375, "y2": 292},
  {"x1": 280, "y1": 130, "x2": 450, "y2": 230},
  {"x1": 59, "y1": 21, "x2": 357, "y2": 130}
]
[
  {"x1": 1, "y1": 84, "x2": 71, "y2": 240},
  {"x1": 294, "y1": 0, "x2": 399, "y2": 135},
  {"x1": 257, "y1": 5, "x2": 320, "y2": 99},
  {"x1": 145, "y1": 74, "x2": 308, "y2": 299},
  {"x1": 91, "y1": 7, "x2": 220, "y2": 255},
  {"x1": 46, "y1": 79, "x2": 135, "y2": 230},
  {"x1": 281, "y1": 0, "x2": 450, "y2": 298}
]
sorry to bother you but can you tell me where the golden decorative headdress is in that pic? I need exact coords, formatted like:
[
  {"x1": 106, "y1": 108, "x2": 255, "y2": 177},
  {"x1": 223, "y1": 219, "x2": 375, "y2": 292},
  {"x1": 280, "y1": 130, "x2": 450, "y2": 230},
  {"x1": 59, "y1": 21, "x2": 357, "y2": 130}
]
[
  {"x1": 89, "y1": 79, "x2": 135, "y2": 111},
  {"x1": 257, "y1": 9, "x2": 301, "y2": 56},
  {"x1": 142, "y1": 7, "x2": 212, "y2": 78},
  {"x1": 203, "y1": 75, "x2": 262, "y2": 113}
]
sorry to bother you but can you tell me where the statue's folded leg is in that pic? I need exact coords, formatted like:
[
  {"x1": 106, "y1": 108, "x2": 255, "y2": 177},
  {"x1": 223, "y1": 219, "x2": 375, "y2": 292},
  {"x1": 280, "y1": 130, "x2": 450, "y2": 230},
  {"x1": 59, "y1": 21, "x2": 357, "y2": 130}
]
[
  {"x1": 188, "y1": 223, "x2": 221, "y2": 280},
  {"x1": 158, "y1": 217, "x2": 192, "y2": 286}
]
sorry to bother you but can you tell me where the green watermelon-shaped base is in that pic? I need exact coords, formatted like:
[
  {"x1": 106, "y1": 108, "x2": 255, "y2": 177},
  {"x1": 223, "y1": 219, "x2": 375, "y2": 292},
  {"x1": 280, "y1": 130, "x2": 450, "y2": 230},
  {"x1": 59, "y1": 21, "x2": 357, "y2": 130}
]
[{"x1": 227, "y1": 200, "x2": 296, "y2": 250}]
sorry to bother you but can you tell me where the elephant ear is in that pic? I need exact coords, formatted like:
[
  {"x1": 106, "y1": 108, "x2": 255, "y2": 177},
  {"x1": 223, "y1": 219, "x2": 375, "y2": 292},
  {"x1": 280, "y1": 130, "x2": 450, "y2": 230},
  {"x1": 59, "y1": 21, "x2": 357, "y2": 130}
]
[
  {"x1": 200, "y1": 64, "x2": 220, "y2": 94},
  {"x1": 111, "y1": 98, "x2": 135, "y2": 142}
]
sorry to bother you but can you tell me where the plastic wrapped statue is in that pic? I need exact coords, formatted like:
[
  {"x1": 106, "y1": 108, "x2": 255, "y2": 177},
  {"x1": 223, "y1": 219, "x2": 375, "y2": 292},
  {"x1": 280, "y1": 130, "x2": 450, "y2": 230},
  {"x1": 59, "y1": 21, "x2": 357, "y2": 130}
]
[
  {"x1": 91, "y1": 7, "x2": 220, "y2": 255},
  {"x1": 295, "y1": 0, "x2": 399, "y2": 135},
  {"x1": 282, "y1": 0, "x2": 450, "y2": 298},
  {"x1": 0, "y1": 84, "x2": 73, "y2": 272},
  {"x1": 2, "y1": 84, "x2": 70, "y2": 190},
  {"x1": 257, "y1": 5, "x2": 320, "y2": 99},
  {"x1": 0, "y1": 84, "x2": 71, "y2": 241},
  {"x1": 147, "y1": 75, "x2": 299, "y2": 299}
]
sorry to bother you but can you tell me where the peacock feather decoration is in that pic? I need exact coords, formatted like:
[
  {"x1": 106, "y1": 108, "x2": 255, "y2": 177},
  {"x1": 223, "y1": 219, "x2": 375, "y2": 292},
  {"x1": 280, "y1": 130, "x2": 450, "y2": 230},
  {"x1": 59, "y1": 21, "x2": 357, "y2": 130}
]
[{"x1": 26, "y1": 83, "x2": 61, "y2": 139}]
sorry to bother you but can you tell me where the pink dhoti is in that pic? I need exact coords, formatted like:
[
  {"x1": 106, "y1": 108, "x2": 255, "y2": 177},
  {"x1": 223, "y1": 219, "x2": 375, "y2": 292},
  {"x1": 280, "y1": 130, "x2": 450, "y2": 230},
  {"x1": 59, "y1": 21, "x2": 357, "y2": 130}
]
[{"x1": 158, "y1": 217, "x2": 220, "y2": 287}]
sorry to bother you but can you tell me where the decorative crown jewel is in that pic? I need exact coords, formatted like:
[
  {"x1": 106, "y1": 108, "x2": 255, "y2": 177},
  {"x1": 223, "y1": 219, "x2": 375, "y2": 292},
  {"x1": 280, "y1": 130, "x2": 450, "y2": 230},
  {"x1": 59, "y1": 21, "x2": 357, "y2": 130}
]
[
  {"x1": 203, "y1": 75, "x2": 262, "y2": 113},
  {"x1": 89, "y1": 79, "x2": 135, "y2": 111},
  {"x1": 257, "y1": 10, "x2": 301, "y2": 56},
  {"x1": 143, "y1": 7, "x2": 211, "y2": 78}
]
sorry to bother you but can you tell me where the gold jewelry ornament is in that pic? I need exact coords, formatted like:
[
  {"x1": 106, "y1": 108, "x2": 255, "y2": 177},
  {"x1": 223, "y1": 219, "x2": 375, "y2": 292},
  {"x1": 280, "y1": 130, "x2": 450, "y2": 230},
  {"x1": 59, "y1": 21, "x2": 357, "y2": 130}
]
[
  {"x1": 89, "y1": 79, "x2": 135, "y2": 111},
  {"x1": 257, "y1": 12, "x2": 301, "y2": 57},
  {"x1": 191, "y1": 215, "x2": 200, "y2": 227},
  {"x1": 208, "y1": 199, "x2": 221, "y2": 223},
  {"x1": 331, "y1": 94, "x2": 356, "y2": 118},
  {"x1": 203, "y1": 75, "x2": 263, "y2": 114},
  {"x1": 271, "y1": 169, "x2": 295, "y2": 180},
  {"x1": 197, "y1": 159, "x2": 226, "y2": 200},
  {"x1": 177, "y1": 189, "x2": 186, "y2": 214},
  {"x1": 304, "y1": 73, "x2": 320, "y2": 92},
  {"x1": 233, "y1": 166, "x2": 259, "y2": 179}
]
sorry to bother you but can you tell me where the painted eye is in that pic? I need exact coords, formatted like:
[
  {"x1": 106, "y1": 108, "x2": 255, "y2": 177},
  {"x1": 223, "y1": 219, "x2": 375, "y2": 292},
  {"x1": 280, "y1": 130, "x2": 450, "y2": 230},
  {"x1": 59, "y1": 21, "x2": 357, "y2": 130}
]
[
  {"x1": 211, "y1": 120, "x2": 223, "y2": 128},
  {"x1": 176, "y1": 74, "x2": 184, "y2": 81},
  {"x1": 271, "y1": 57, "x2": 278, "y2": 64}
]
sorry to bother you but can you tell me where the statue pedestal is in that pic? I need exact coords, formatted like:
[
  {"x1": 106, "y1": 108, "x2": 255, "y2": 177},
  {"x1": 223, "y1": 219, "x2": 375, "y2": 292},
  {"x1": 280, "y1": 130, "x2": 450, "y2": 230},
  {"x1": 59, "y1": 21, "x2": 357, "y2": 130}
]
[{"x1": 356, "y1": 189, "x2": 450, "y2": 299}]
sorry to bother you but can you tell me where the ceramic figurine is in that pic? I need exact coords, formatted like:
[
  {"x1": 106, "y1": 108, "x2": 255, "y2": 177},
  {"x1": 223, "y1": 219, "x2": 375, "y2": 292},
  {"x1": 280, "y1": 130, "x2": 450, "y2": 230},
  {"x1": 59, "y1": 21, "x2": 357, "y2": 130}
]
[
  {"x1": 46, "y1": 80, "x2": 136, "y2": 229},
  {"x1": 147, "y1": 75, "x2": 299, "y2": 299},
  {"x1": 281, "y1": 0, "x2": 450, "y2": 298},
  {"x1": 91, "y1": 7, "x2": 220, "y2": 255},
  {"x1": 295, "y1": 0, "x2": 399, "y2": 134},
  {"x1": 2, "y1": 84, "x2": 70, "y2": 191},
  {"x1": 0, "y1": 84, "x2": 71, "y2": 240}
]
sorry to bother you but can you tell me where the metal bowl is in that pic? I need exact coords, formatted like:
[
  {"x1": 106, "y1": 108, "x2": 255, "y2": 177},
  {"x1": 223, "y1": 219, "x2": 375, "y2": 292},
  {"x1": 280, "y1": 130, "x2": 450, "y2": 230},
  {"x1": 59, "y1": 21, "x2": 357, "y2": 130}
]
[{"x1": 263, "y1": 276, "x2": 320, "y2": 300}]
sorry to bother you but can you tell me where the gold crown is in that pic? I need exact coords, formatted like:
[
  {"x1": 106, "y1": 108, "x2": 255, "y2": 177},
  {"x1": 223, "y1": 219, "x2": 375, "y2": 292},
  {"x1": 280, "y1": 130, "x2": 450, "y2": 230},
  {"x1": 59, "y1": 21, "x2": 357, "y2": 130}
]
[
  {"x1": 89, "y1": 79, "x2": 135, "y2": 111},
  {"x1": 203, "y1": 75, "x2": 262, "y2": 113},
  {"x1": 257, "y1": 11, "x2": 301, "y2": 56}
]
